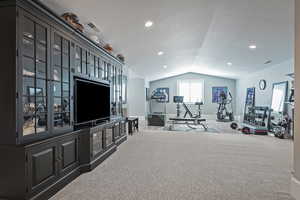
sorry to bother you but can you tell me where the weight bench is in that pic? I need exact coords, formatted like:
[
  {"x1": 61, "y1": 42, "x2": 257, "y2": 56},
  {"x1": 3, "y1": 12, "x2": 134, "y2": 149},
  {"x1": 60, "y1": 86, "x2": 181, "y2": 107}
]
[{"x1": 168, "y1": 117, "x2": 208, "y2": 131}]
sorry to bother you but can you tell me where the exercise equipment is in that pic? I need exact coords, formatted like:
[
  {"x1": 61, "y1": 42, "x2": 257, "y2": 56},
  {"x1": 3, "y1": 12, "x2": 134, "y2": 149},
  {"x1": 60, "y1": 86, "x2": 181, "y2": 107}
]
[
  {"x1": 241, "y1": 106, "x2": 269, "y2": 135},
  {"x1": 269, "y1": 113, "x2": 292, "y2": 139},
  {"x1": 147, "y1": 89, "x2": 168, "y2": 126},
  {"x1": 169, "y1": 96, "x2": 207, "y2": 131},
  {"x1": 268, "y1": 81, "x2": 293, "y2": 139},
  {"x1": 216, "y1": 91, "x2": 234, "y2": 122}
]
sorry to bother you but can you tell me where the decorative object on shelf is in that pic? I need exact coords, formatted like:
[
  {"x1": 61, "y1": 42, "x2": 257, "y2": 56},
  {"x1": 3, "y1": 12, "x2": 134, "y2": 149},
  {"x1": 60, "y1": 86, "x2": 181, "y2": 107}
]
[
  {"x1": 61, "y1": 12, "x2": 84, "y2": 32},
  {"x1": 104, "y1": 44, "x2": 113, "y2": 53},
  {"x1": 117, "y1": 54, "x2": 125, "y2": 62},
  {"x1": 259, "y1": 79, "x2": 267, "y2": 90}
]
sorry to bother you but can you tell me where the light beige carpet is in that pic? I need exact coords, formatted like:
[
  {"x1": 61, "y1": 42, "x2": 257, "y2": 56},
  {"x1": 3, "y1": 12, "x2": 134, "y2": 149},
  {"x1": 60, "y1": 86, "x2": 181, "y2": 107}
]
[{"x1": 51, "y1": 131, "x2": 294, "y2": 200}]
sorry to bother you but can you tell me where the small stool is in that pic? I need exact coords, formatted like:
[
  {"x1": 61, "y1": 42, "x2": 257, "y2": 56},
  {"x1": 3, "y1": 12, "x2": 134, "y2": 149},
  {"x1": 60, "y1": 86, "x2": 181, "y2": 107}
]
[{"x1": 127, "y1": 117, "x2": 139, "y2": 135}]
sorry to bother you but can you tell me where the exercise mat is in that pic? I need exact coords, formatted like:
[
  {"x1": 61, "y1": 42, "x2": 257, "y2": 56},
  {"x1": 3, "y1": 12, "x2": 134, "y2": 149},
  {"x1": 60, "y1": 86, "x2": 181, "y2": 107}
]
[{"x1": 163, "y1": 124, "x2": 219, "y2": 133}]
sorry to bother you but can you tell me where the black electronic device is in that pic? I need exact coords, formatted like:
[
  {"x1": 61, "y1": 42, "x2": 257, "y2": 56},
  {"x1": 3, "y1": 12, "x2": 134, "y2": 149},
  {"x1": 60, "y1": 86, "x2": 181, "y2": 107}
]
[
  {"x1": 173, "y1": 96, "x2": 184, "y2": 103},
  {"x1": 75, "y1": 78, "x2": 111, "y2": 124}
]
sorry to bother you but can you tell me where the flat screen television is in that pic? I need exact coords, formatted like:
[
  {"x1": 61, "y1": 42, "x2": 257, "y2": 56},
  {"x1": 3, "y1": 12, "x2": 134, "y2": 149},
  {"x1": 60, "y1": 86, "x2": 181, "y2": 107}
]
[{"x1": 75, "y1": 78, "x2": 110, "y2": 124}]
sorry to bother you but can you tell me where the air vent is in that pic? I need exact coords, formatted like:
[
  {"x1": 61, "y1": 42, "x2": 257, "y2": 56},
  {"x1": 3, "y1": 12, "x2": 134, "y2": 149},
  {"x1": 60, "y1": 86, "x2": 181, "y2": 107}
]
[
  {"x1": 87, "y1": 22, "x2": 100, "y2": 32},
  {"x1": 264, "y1": 60, "x2": 272, "y2": 65}
]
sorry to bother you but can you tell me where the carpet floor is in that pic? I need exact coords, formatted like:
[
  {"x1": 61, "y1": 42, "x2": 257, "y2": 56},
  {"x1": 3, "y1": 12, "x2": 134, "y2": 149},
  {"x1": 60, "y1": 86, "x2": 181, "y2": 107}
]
[{"x1": 51, "y1": 131, "x2": 294, "y2": 200}]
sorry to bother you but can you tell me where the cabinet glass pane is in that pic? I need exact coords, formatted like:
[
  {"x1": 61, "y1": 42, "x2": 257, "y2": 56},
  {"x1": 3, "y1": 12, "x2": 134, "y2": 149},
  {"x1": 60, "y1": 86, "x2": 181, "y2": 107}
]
[
  {"x1": 62, "y1": 83, "x2": 69, "y2": 97},
  {"x1": 54, "y1": 113, "x2": 62, "y2": 127},
  {"x1": 22, "y1": 38, "x2": 34, "y2": 58},
  {"x1": 62, "y1": 98, "x2": 70, "y2": 112},
  {"x1": 82, "y1": 50, "x2": 86, "y2": 61},
  {"x1": 89, "y1": 56, "x2": 95, "y2": 77},
  {"x1": 62, "y1": 39, "x2": 69, "y2": 54},
  {"x1": 36, "y1": 113, "x2": 47, "y2": 133},
  {"x1": 23, "y1": 96, "x2": 35, "y2": 116},
  {"x1": 23, "y1": 96, "x2": 35, "y2": 136},
  {"x1": 75, "y1": 47, "x2": 81, "y2": 59},
  {"x1": 36, "y1": 79, "x2": 46, "y2": 96},
  {"x1": 54, "y1": 34, "x2": 61, "y2": 51},
  {"x1": 53, "y1": 66, "x2": 61, "y2": 81},
  {"x1": 62, "y1": 53, "x2": 69, "y2": 68},
  {"x1": 54, "y1": 98, "x2": 62, "y2": 112},
  {"x1": 75, "y1": 59, "x2": 81, "y2": 73},
  {"x1": 36, "y1": 24, "x2": 46, "y2": 45},
  {"x1": 21, "y1": 18, "x2": 49, "y2": 136},
  {"x1": 62, "y1": 68, "x2": 69, "y2": 83},
  {"x1": 23, "y1": 17, "x2": 34, "y2": 39},
  {"x1": 23, "y1": 116, "x2": 36, "y2": 136},
  {"x1": 82, "y1": 61, "x2": 87, "y2": 74},
  {"x1": 36, "y1": 97, "x2": 47, "y2": 112},
  {"x1": 23, "y1": 57, "x2": 35, "y2": 77},
  {"x1": 53, "y1": 50, "x2": 61, "y2": 66},
  {"x1": 62, "y1": 112, "x2": 70, "y2": 127},
  {"x1": 36, "y1": 44, "x2": 46, "y2": 62},
  {"x1": 23, "y1": 77, "x2": 34, "y2": 96},
  {"x1": 36, "y1": 61, "x2": 46, "y2": 79},
  {"x1": 53, "y1": 81, "x2": 61, "y2": 97}
]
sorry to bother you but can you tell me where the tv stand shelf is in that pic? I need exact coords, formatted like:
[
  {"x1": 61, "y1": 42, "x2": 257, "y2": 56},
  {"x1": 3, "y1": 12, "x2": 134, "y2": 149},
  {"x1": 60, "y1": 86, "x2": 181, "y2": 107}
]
[{"x1": 0, "y1": 0, "x2": 127, "y2": 199}]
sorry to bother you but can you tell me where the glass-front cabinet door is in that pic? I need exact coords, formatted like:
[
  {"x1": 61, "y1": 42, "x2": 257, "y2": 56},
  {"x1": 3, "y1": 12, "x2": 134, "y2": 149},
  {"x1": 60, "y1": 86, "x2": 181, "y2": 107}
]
[
  {"x1": 52, "y1": 32, "x2": 71, "y2": 132},
  {"x1": 20, "y1": 13, "x2": 50, "y2": 137}
]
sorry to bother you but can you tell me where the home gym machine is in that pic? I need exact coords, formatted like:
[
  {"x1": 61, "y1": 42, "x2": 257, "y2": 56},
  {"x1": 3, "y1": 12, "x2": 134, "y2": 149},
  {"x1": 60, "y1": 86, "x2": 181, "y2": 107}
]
[
  {"x1": 268, "y1": 81, "x2": 293, "y2": 139},
  {"x1": 147, "y1": 89, "x2": 168, "y2": 126},
  {"x1": 242, "y1": 106, "x2": 270, "y2": 135},
  {"x1": 216, "y1": 91, "x2": 234, "y2": 122},
  {"x1": 169, "y1": 96, "x2": 208, "y2": 131},
  {"x1": 231, "y1": 87, "x2": 269, "y2": 135}
]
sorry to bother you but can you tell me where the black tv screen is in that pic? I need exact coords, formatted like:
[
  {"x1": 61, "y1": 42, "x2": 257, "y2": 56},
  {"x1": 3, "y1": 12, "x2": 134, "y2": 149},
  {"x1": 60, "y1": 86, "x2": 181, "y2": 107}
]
[{"x1": 75, "y1": 79, "x2": 110, "y2": 124}]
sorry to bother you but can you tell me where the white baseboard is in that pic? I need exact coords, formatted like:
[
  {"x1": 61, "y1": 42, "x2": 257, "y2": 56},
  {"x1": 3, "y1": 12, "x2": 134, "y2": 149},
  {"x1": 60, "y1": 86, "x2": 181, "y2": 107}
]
[{"x1": 291, "y1": 175, "x2": 300, "y2": 200}]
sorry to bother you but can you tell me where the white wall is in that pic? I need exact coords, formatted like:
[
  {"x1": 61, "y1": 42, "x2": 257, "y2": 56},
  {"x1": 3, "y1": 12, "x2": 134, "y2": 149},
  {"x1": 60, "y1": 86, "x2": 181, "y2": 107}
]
[
  {"x1": 149, "y1": 72, "x2": 236, "y2": 117},
  {"x1": 127, "y1": 68, "x2": 146, "y2": 118},
  {"x1": 291, "y1": 1, "x2": 300, "y2": 199},
  {"x1": 236, "y1": 59, "x2": 294, "y2": 117}
]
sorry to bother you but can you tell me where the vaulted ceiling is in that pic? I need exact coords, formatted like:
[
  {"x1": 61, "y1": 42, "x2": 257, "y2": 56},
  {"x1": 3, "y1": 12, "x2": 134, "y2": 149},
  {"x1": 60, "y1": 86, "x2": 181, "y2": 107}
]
[{"x1": 40, "y1": 0, "x2": 294, "y2": 81}]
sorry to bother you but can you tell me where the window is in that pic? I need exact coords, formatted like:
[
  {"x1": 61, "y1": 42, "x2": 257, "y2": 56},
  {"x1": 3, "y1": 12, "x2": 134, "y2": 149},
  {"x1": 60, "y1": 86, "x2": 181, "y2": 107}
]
[{"x1": 177, "y1": 79, "x2": 204, "y2": 103}]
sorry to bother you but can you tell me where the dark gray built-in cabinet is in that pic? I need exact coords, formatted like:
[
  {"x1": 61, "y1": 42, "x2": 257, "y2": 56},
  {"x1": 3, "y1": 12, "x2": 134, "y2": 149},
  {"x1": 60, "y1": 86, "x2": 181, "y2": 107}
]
[{"x1": 0, "y1": 0, "x2": 127, "y2": 199}]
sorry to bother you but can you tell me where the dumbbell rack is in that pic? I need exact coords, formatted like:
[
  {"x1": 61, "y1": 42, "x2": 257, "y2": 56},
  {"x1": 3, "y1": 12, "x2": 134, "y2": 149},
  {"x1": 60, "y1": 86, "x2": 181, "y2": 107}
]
[{"x1": 242, "y1": 106, "x2": 269, "y2": 135}]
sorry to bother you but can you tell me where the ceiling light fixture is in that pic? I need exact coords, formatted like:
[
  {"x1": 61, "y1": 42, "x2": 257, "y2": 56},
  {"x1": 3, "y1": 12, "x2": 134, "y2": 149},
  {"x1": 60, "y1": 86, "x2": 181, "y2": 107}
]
[
  {"x1": 163, "y1": 65, "x2": 168, "y2": 69},
  {"x1": 145, "y1": 21, "x2": 153, "y2": 28},
  {"x1": 249, "y1": 45, "x2": 257, "y2": 49},
  {"x1": 158, "y1": 51, "x2": 164, "y2": 56},
  {"x1": 227, "y1": 62, "x2": 233, "y2": 66}
]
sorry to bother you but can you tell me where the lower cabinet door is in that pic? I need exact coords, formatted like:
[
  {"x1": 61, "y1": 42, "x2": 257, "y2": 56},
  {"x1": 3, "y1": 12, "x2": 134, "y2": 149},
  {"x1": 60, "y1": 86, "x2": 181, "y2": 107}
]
[
  {"x1": 120, "y1": 121, "x2": 126, "y2": 136},
  {"x1": 58, "y1": 135, "x2": 79, "y2": 177},
  {"x1": 92, "y1": 129, "x2": 104, "y2": 158},
  {"x1": 113, "y1": 123, "x2": 120, "y2": 140},
  {"x1": 26, "y1": 142, "x2": 58, "y2": 196},
  {"x1": 105, "y1": 127, "x2": 113, "y2": 148}
]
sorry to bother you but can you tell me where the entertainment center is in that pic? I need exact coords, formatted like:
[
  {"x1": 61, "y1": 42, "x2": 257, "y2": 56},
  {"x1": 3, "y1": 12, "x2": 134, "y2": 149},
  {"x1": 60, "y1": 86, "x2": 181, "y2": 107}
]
[{"x1": 0, "y1": 0, "x2": 127, "y2": 199}]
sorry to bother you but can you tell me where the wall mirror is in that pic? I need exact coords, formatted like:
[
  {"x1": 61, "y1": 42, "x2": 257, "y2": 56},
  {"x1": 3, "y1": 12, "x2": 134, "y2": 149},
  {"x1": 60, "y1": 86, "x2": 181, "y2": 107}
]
[{"x1": 271, "y1": 81, "x2": 288, "y2": 113}]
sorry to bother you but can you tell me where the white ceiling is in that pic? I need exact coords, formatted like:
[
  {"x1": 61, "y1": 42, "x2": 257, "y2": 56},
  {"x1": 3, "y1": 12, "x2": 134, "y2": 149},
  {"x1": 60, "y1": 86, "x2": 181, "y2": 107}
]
[{"x1": 41, "y1": 0, "x2": 294, "y2": 81}]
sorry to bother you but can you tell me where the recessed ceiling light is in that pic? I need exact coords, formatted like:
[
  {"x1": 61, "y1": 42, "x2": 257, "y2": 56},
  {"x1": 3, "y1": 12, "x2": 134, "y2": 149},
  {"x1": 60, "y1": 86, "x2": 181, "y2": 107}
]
[
  {"x1": 158, "y1": 51, "x2": 164, "y2": 56},
  {"x1": 227, "y1": 62, "x2": 233, "y2": 66},
  {"x1": 145, "y1": 21, "x2": 153, "y2": 28},
  {"x1": 163, "y1": 65, "x2": 168, "y2": 69},
  {"x1": 249, "y1": 45, "x2": 257, "y2": 49}
]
